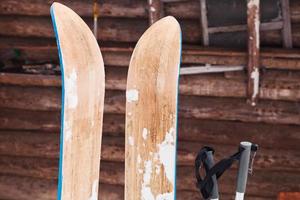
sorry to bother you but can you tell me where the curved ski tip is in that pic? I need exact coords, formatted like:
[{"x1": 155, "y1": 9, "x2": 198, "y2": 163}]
[{"x1": 154, "y1": 16, "x2": 181, "y2": 31}]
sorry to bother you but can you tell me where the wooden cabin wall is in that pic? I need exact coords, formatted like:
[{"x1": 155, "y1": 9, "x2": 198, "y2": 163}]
[{"x1": 0, "y1": 0, "x2": 300, "y2": 199}]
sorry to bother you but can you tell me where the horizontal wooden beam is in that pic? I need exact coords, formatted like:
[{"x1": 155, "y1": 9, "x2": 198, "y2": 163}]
[
  {"x1": 0, "y1": 133, "x2": 298, "y2": 172},
  {"x1": 0, "y1": 159, "x2": 298, "y2": 198},
  {"x1": 208, "y1": 21, "x2": 283, "y2": 34},
  {"x1": 0, "y1": 174, "x2": 273, "y2": 200},
  {"x1": 0, "y1": 84, "x2": 300, "y2": 125},
  {"x1": 1, "y1": 0, "x2": 300, "y2": 25},
  {"x1": 1, "y1": 64, "x2": 300, "y2": 103},
  {"x1": 1, "y1": 39, "x2": 300, "y2": 69},
  {"x1": 0, "y1": 15, "x2": 299, "y2": 47}
]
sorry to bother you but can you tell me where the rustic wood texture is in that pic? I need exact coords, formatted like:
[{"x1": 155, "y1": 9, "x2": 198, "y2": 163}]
[
  {"x1": 148, "y1": 0, "x2": 163, "y2": 25},
  {"x1": 125, "y1": 16, "x2": 181, "y2": 200},
  {"x1": 0, "y1": 0, "x2": 300, "y2": 199},
  {"x1": 51, "y1": 3, "x2": 105, "y2": 200},
  {"x1": 281, "y1": 0, "x2": 293, "y2": 48},
  {"x1": 247, "y1": 0, "x2": 261, "y2": 106},
  {"x1": 278, "y1": 192, "x2": 300, "y2": 200}
]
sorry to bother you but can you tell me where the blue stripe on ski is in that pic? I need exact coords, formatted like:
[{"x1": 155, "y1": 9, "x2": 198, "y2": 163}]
[
  {"x1": 174, "y1": 26, "x2": 182, "y2": 200},
  {"x1": 50, "y1": 6, "x2": 65, "y2": 200}
]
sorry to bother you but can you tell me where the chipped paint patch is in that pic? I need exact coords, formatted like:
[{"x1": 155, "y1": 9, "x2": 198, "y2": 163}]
[
  {"x1": 126, "y1": 89, "x2": 139, "y2": 102},
  {"x1": 128, "y1": 136, "x2": 134, "y2": 146},
  {"x1": 65, "y1": 69, "x2": 78, "y2": 109},
  {"x1": 88, "y1": 180, "x2": 98, "y2": 200},
  {"x1": 128, "y1": 112, "x2": 132, "y2": 116},
  {"x1": 150, "y1": 6, "x2": 156, "y2": 12},
  {"x1": 157, "y1": 127, "x2": 175, "y2": 185},
  {"x1": 141, "y1": 160, "x2": 155, "y2": 200},
  {"x1": 64, "y1": 122, "x2": 72, "y2": 142},
  {"x1": 251, "y1": 68, "x2": 259, "y2": 99},
  {"x1": 142, "y1": 128, "x2": 148, "y2": 140},
  {"x1": 156, "y1": 192, "x2": 174, "y2": 200}
]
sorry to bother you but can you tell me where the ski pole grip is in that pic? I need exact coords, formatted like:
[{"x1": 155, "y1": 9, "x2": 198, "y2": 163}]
[
  {"x1": 206, "y1": 151, "x2": 219, "y2": 200},
  {"x1": 235, "y1": 141, "x2": 252, "y2": 200}
]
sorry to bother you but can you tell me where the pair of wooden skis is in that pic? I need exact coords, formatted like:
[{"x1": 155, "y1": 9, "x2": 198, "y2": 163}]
[{"x1": 51, "y1": 3, "x2": 181, "y2": 200}]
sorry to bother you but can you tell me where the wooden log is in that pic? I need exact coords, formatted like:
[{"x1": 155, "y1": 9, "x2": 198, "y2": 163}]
[
  {"x1": 199, "y1": 0, "x2": 209, "y2": 46},
  {"x1": 1, "y1": 0, "x2": 300, "y2": 26},
  {"x1": 1, "y1": 85, "x2": 299, "y2": 125},
  {"x1": 0, "y1": 108, "x2": 60, "y2": 131},
  {"x1": 278, "y1": 192, "x2": 300, "y2": 200},
  {"x1": 148, "y1": 0, "x2": 163, "y2": 25},
  {"x1": 0, "y1": 174, "x2": 273, "y2": 200},
  {"x1": 1, "y1": 14, "x2": 300, "y2": 47},
  {"x1": 281, "y1": 0, "x2": 293, "y2": 48},
  {"x1": 1, "y1": 38, "x2": 300, "y2": 69},
  {"x1": 0, "y1": 159, "x2": 298, "y2": 198},
  {"x1": 0, "y1": 174, "x2": 124, "y2": 200},
  {"x1": 0, "y1": 133, "x2": 298, "y2": 172},
  {"x1": 1, "y1": 66, "x2": 300, "y2": 105},
  {"x1": 0, "y1": 0, "x2": 147, "y2": 18},
  {"x1": 247, "y1": 0, "x2": 260, "y2": 106}
]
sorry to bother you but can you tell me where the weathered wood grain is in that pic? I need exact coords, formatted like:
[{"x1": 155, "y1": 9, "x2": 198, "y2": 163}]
[
  {"x1": 0, "y1": 133, "x2": 298, "y2": 172},
  {"x1": 1, "y1": 71, "x2": 300, "y2": 102},
  {"x1": 0, "y1": 160, "x2": 298, "y2": 198},
  {"x1": 1, "y1": 0, "x2": 300, "y2": 25},
  {"x1": 0, "y1": 174, "x2": 274, "y2": 200},
  {"x1": 2, "y1": 39, "x2": 300, "y2": 70}
]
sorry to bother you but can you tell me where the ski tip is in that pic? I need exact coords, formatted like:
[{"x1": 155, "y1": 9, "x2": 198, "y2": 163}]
[{"x1": 153, "y1": 15, "x2": 181, "y2": 32}]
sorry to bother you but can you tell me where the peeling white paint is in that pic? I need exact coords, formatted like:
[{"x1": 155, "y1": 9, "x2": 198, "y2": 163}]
[
  {"x1": 150, "y1": 6, "x2": 156, "y2": 12},
  {"x1": 251, "y1": 68, "x2": 259, "y2": 99},
  {"x1": 65, "y1": 69, "x2": 78, "y2": 109},
  {"x1": 64, "y1": 122, "x2": 72, "y2": 142},
  {"x1": 128, "y1": 136, "x2": 134, "y2": 146},
  {"x1": 142, "y1": 128, "x2": 148, "y2": 140},
  {"x1": 157, "y1": 127, "x2": 175, "y2": 186},
  {"x1": 128, "y1": 112, "x2": 132, "y2": 116},
  {"x1": 88, "y1": 180, "x2": 98, "y2": 200},
  {"x1": 156, "y1": 192, "x2": 174, "y2": 200},
  {"x1": 141, "y1": 160, "x2": 155, "y2": 200},
  {"x1": 247, "y1": 0, "x2": 259, "y2": 9},
  {"x1": 248, "y1": 0, "x2": 260, "y2": 48},
  {"x1": 137, "y1": 154, "x2": 141, "y2": 164},
  {"x1": 126, "y1": 89, "x2": 139, "y2": 102}
]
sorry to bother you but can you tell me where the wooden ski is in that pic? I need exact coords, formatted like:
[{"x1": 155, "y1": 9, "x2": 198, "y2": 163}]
[
  {"x1": 50, "y1": 3, "x2": 105, "y2": 200},
  {"x1": 125, "y1": 16, "x2": 181, "y2": 199}
]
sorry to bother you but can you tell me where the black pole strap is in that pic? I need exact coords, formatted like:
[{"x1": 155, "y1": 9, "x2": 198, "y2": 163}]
[{"x1": 194, "y1": 146, "x2": 245, "y2": 199}]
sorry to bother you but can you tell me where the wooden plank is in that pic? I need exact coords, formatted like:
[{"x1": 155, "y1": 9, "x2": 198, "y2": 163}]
[
  {"x1": 0, "y1": 161, "x2": 298, "y2": 198},
  {"x1": 0, "y1": 174, "x2": 124, "y2": 200},
  {"x1": 148, "y1": 0, "x2": 163, "y2": 25},
  {"x1": 1, "y1": 64, "x2": 300, "y2": 104},
  {"x1": 0, "y1": 0, "x2": 147, "y2": 18},
  {"x1": 1, "y1": 87, "x2": 300, "y2": 125},
  {"x1": 125, "y1": 16, "x2": 181, "y2": 200},
  {"x1": 281, "y1": 0, "x2": 293, "y2": 48},
  {"x1": 1, "y1": 38, "x2": 300, "y2": 69},
  {"x1": 51, "y1": 3, "x2": 105, "y2": 200},
  {"x1": 208, "y1": 21, "x2": 283, "y2": 33},
  {"x1": 247, "y1": 0, "x2": 260, "y2": 106},
  {"x1": 278, "y1": 192, "x2": 300, "y2": 200},
  {"x1": 0, "y1": 134, "x2": 298, "y2": 172},
  {"x1": 199, "y1": 0, "x2": 209, "y2": 45},
  {"x1": 0, "y1": 174, "x2": 273, "y2": 200}
]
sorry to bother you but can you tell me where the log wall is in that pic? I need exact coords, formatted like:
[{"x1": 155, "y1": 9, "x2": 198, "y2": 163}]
[{"x1": 0, "y1": 0, "x2": 300, "y2": 199}]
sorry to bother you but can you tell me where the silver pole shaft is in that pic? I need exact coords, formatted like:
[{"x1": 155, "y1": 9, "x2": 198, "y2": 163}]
[{"x1": 235, "y1": 141, "x2": 252, "y2": 200}]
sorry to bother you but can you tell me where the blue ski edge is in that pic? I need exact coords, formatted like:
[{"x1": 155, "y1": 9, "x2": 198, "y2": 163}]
[
  {"x1": 174, "y1": 26, "x2": 182, "y2": 200},
  {"x1": 50, "y1": 5, "x2": 65, "y2": 200}
]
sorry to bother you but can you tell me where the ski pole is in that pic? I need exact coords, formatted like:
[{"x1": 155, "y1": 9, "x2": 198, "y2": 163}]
[
  {"x1": 235, "y1": 141, "x2": 258, "y2": 200},
  {"x1": 206, "y1": 150, "x2": 219, "y2": 200}
]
